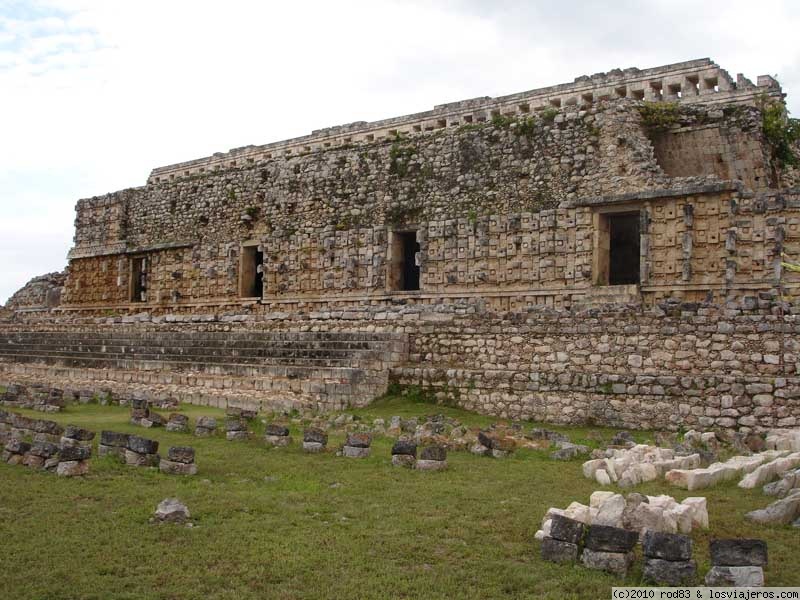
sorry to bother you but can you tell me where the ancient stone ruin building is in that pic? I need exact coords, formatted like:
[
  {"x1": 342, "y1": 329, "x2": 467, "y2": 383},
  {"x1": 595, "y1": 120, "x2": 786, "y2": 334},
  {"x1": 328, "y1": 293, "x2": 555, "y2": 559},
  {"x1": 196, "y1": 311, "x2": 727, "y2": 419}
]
[{"x1": 2, "y1": 58, "x2": 799, "y2": 430}]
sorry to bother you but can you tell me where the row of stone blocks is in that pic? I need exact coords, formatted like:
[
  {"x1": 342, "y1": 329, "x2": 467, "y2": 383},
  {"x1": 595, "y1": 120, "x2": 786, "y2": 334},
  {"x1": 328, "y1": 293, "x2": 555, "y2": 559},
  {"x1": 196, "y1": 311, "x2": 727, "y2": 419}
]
[
  {"x1": 2, "y1": 421, "x2": 94, "y2": 477},
  {"x1": 98, "y1": 431, "x2": 198, "y2": 475},
  {"x1": 542, "y1": 514, "x2": 767, "y2": 586}
]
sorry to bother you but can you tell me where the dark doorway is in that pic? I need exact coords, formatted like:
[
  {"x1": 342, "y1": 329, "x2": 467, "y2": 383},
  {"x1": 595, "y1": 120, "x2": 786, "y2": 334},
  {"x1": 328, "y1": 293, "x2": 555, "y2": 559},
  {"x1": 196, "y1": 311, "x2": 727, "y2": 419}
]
[
  {"x1": 399, "y1": 231, "x2": 420, "y2": 291},
  {"x1": 131, "y1": 257, "x2": 147, "y2": 302},
  {"x1": 608, "y1": 213, "x2": 640, "y2": 285},
  {"x1": 240, "y1": 245, "x2": 264, "y2": 298}
]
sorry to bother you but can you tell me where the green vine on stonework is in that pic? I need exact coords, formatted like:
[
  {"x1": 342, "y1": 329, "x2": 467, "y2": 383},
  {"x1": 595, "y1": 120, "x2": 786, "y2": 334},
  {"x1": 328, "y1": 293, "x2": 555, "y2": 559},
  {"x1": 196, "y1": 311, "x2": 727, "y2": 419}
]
[
  {"x1": 389, "y1": 142, "x2": 417, "y2": 177},
  {"x1": 636, "y1": 102, "x2": 681, "y2": 132},
  {"x1": 760, "y1": 98, "x2": 800, "y2": 168}
]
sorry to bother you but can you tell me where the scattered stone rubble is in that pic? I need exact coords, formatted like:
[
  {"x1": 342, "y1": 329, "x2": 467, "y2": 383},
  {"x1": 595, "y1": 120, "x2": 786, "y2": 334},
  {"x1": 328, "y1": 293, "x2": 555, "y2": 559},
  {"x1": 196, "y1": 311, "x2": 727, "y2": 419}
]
[
  {"x1": 264, "y1": 424, "x2": 291, "y2": 447},
  {"x1": 125, "y1": 435, "x2": 160, "y2": 467},
  {"x1": 194, "y1": 416, "x2": 217, "y2": 437},
  {"x1": 61, "y1": 425, "x2": 94, "y2": 449},
  {"x1": 583, "y1": 445, "x2": 700, "y2": 488},
  {"x1": 642, "y1": 531, "x2": 696, "y2": 586},
  {"x1": 705, "y1": 539, "x2": 767, "y2": 587},
  {"x1": 342, "y1": 432, "x2": 371, "y2": 458},
  {"x1": 1, "y1": 383, "x2": 65, "y2": 412},
  {"x1": 302, "y1": 428, "x2": 327, "y2": 453},
  {"x1": 535, "y1": 491, "x2": 708, "y2": 541},
  {"x1": 667, "y1": 450, "x2": 793, "y2": 491},
  {"x1": 159, "y1": 446, "x2": 197, "y2": 475},
  {"x1": 57, "y1": 444, "x2": 91, "y2": 477}
]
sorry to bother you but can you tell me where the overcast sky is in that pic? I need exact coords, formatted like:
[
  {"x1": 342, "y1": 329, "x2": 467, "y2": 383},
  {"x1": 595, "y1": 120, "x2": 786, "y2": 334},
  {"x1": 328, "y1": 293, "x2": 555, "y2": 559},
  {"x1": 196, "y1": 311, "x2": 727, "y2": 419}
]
[{"x1": 1, "y1": 0, "x2": 799, "y2": 304}]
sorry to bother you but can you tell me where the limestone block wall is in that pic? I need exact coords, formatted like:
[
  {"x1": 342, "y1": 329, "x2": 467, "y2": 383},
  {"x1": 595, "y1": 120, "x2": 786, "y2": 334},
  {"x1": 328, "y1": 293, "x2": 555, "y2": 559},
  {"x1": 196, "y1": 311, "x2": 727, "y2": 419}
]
[
  {"x1": 60, "y1": 96, "x2": 794, "y2": 314},
  {"x1": 648, "y1": 107, "x2": 772, "y2": 190}
]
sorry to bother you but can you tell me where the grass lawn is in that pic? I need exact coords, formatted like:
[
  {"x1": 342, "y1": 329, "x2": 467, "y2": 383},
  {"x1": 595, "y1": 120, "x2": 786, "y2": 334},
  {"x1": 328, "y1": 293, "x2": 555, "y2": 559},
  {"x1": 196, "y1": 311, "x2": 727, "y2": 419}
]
[{"x1": 0, "y1": 397, "x2": 798, "y2": 599}]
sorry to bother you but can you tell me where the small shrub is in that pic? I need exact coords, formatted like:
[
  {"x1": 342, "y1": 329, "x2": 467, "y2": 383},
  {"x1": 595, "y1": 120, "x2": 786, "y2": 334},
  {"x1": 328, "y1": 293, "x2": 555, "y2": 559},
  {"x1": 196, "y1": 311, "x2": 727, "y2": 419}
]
[
  {"x1": 761, "y1": 99, "x2": 800, "y2": 167},
  {"x1": 637, "y1": 102, "x2": 681, "y2": 132},
  {"x1": 540, "y1": 107, "x2": 558, "y2": 124},
  {"x1": 491, "y1": 113, "x2": 514, "y2": 129}
]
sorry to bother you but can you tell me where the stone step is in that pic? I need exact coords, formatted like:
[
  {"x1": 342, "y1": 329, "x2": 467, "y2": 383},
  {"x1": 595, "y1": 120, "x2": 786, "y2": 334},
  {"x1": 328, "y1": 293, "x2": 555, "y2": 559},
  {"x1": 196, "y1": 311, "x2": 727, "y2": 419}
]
[{"x1": 0, "y1": 362, "x2": 389, "y2": 412}]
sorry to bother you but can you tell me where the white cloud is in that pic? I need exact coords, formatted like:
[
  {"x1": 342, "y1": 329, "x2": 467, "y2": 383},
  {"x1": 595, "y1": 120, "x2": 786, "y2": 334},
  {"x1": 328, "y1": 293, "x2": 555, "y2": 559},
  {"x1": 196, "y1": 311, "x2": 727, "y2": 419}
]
[{"x1": 1, "y1": 0, "x2": 799, "y2": 303}]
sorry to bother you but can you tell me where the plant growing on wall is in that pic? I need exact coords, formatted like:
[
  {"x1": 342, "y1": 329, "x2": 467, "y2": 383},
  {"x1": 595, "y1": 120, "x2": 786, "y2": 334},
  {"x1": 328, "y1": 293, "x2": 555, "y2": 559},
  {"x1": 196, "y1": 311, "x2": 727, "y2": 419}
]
[
  {"x1": 760, "y1": 99, "x2": 800, "y2": 167},
  {"x1": 636, "y1": 102, "x2": 681, "y2": 132}
]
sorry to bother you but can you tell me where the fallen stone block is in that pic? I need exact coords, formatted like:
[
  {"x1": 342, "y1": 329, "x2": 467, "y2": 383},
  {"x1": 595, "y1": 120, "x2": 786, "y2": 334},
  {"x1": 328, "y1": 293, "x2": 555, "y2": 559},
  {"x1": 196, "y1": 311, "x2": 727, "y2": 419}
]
[
  {"x1": 155, "y1": 498, "x2": 190, "y2": 523},
  {"x1": 59, "y1": 445, "x2": 91, "y2": 462},
  {"x1": 167, "y1": 446, "x2": 195, "y2": 464},
  {"x1": 346, "y1": 432, "x2": 372, "y2": 448},
  {"x1": 391, "y1": 454, "x2": 416, "y2": 468},
  {"x1": 541, "y1": 537, "x2": 579, "y2": 563},
  {"x1": 745, "y1": 491, "x2": 800, "y2": 526},
  {"x1": 194, "y1": 417, "x2": 217, "y2": 437},
  {"x1": 739, "y1": 453, "x2": 800, "y2": 489},
  {"x1": 594, "y1": 493, "x2": 626, "y2": 527},
  {"x1": 643, "y1": 558, "x2": 696, "y2": 586},
  {"x1": 680, "y1": 497, "x2": 709, "y2": 529},
  {"x1": 124, "y1": 449, "x2": 160, "y2": 467},
  {"x1": 63, "y1": 425, "x2": 95, "y2": 442},
  {"x1": 342, "y1": 445, "x2": 370, "y2": 458},
  {"x1": 303, "y1": 428, "x2": 328, "y2": 447},
  {"x1": 710, "y1": 539, "x2": 768, "y2": 567},
  {"x1": 705, "y1": 566, "x2": 764, "y2": 587},
  {"x1": 581, "y1": 548, "x2": 633, "y2": 576},
  {"x1": 549, "y1": 514, "x2": 586, "y2": 544},
  {"x1": 584, "y1": 524, "x2": 638, "y2": 553},
  {"x1": 643, "y1": 530, "x2": 692, "y2": 561},
  {"x1": 159, "y1": 460, "x2": 197, "y2": 476},
  {"x1": 127, "y1": 435, "x2": 159, "y2": 455},
  {"x1": 57, "y1": 460, "x2": 88, "y2": 477},
  {"x1": 391, "y1": 439, "x2": 417, "y2": 457},
  {"x1": 165, "y1": 414, "x2": 189, "y2": 433}
]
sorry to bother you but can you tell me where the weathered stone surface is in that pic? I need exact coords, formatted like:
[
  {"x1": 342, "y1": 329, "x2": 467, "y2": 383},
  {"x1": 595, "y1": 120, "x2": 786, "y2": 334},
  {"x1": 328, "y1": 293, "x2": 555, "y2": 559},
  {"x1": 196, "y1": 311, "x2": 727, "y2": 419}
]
[
  {"x1": 745, "y1": 492, "x2": 800, "y2": 526},
  {"x1": 29, "y1": 441, "x2": 59, "y2": 458},
  {"x1": 346, "y1": 433, "x2": 372, "y2": 448},
  {"x1": 100, "y1": 430, "x2": 129, "y2": 447},
  {"x1": 710, "y1": 538, "x2": 768, "y2": 567},
  {"x1": 594, "y1": 493, "x2": 626, "y2": 527},
  {"x1": 159, "y1": 459, "x2": 198, "y2": 476},
  {"x1": 302, "y1": 441, "x2": 324, "y2": 453},
  {"x1": 419, "y1": 445, "x2": 446, "y2": 462},
  {"x1": 225, "y1": 418, "x2": 245, "y2": 432},
  {"x1": 705, "y1": 566, "x2": 764, "y2": 587},
  {"x1": 541, "y1": 537, "x2": 579, "y2": 563},
  {"x1": 98, "y1": 444, "x2": 125, "y2": 459},
  {"x1": 265, "y1": 434, "x2": 291, "y2": 447},
  {"x1": 642, "y1": 530, "x2": 692, "y2": 561},
  {"x1": 127, "y1": 435, "x2": 159, "y2": 455},
  {"x1": 167, "y1": 446, "x2": 195, "y2": 464},
  {"x1": 391, "y1": 440, "x2": 417, "y2": 456},
  {"x1": 581, "y1": 548, "x2": 633, "y2": 576},
  {"x1": 166, "y1": 414, "x2": 189, "y2": 432},
  {"x1": 195, "y1": 416, "x2": 217, "y2": 429},
  {"x1": 226, "y1": 430, "x2": 248, "y2": 441},
  {"x1": 584, "y1": 524, "x2": 638, "y2": 553},
  {"x1": 63, "y1": 425, "x2": 95, "y2": 441},
  {"x1": 59, "y1": 445, "x2": 92, "y2": 461},
  {"x1": 643, "y1": 558, "x2": 697, "y2": 586},
  {"x1": 342, "y1": 445, "x2": 370, "y2": 458},
  {"x1": 5, "y1": 439, "x2": 31, "y2": 454},
  {"x1": 416, "y1": 459, "x2": 447, "y2": 471},
  {"x1": 155, "y1": 498, "x2": 190, "y2": 523},
  {"x1": 124, "y1": 449, "x2": 160, "y2": 467},
  {"x1": 549, "y1": 514, "x2": 586, "y2": 544},
  {"x1": 265, "y1": 423, "x2": 289, "y2": 437},
  {"x1": 391, "y1": 454, "x2": 416, "y2": 468},
  {"x1": 303, "y1": 428, "x2": 327, "y2": 445},
  {"x1": 57, "y1": 460, "x2": 88, "y2": 477}
]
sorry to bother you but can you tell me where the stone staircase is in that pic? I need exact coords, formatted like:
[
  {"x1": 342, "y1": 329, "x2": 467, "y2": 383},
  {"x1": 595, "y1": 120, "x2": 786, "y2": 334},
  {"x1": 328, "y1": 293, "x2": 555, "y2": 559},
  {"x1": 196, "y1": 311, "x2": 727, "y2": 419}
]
[{"x1": 0, "y1": 330, "x2": 407, "y2": 412}]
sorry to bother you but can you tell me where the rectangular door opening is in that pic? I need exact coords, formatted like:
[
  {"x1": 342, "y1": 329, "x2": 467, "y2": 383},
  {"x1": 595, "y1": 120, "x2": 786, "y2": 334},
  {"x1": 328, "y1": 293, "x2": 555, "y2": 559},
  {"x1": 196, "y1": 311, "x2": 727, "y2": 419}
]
[
  {"x1": 390, "y1": 231, "x2": 420, "y2": 291},
  {"x1": 608, "y1": 213, "x2": 640, "y2": 285},
  {"x1": 239, "y1": 245, "x2": 264, "y2": 298},
  {"x1": 131, "y1": 256, "x2": 148, "y2": 302}
]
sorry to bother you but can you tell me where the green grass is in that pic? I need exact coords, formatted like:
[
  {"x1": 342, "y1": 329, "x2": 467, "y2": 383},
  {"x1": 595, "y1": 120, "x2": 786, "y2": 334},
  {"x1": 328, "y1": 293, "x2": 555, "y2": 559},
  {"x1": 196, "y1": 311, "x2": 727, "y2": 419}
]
[{"x1": 1, "y1": 399, "x2": 798, "y2": 599}]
